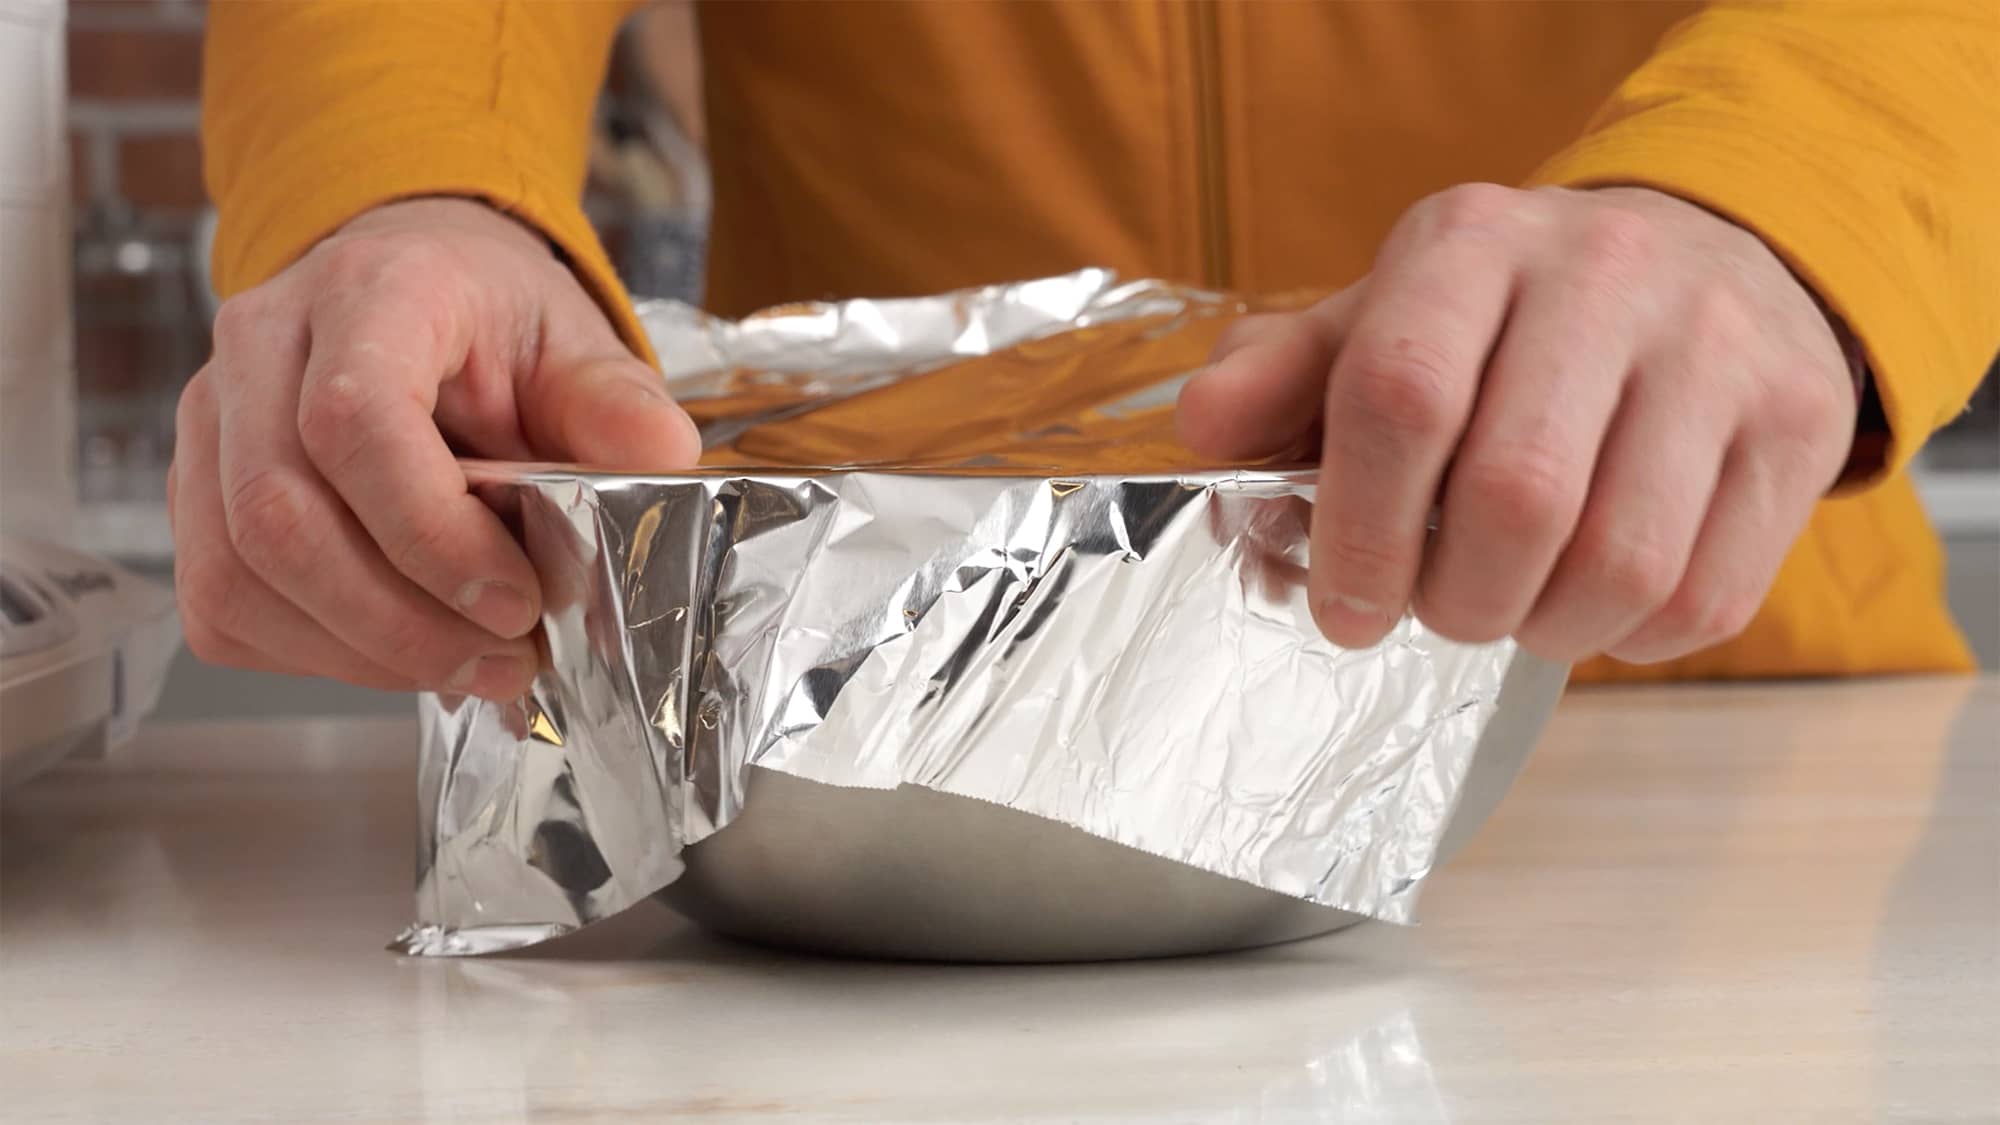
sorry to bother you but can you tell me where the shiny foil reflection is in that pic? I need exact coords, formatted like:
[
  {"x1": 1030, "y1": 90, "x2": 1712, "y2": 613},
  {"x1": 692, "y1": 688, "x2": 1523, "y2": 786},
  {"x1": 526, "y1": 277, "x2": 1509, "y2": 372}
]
[{"x1": 398, "y1": 271, "x2": 1530, "y2": 956}]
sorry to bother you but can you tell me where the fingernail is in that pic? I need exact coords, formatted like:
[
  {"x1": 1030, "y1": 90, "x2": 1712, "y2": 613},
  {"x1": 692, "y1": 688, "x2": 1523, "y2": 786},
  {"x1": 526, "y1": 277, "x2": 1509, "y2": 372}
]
[
  {"x1": 449, "y1": 653, "x2": 532, "y2": 698},
  {"x1": 673, "y1": 402, "x2": 703, "y2": 458},
  {"x1": 649, "y1": 393, "x2": 701, "y2": 454},
  {"x1": 457, "y1": 581, "x2": 538, "y2": 638},
  {"x1": 1315, "y1": 593, "x2": 1396, "y2": 648}
]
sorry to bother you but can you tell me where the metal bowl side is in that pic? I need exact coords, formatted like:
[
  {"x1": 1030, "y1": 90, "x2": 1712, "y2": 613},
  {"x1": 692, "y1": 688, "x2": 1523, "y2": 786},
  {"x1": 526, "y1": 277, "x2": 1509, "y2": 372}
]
[{"x1": 658, "y1": 652, "x2": 1567, "y2": 962}]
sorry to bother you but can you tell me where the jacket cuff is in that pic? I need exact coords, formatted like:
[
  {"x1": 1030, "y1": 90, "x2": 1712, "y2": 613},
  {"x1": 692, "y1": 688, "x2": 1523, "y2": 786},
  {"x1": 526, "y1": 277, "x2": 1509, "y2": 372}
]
[{"x1": 207, "y1": 116, "x2": 657, "y2": 369}]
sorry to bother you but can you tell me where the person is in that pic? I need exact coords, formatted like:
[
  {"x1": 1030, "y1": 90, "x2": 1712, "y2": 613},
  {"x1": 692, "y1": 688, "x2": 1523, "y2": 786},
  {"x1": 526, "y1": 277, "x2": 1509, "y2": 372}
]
[{"x1": 182, "y1": 1, "x2": 1997, "y2": 701}]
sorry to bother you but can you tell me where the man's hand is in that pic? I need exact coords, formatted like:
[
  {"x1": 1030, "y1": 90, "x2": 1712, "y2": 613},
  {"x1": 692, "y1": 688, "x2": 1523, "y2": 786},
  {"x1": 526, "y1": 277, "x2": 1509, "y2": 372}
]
[
  {"x1": 1179, "y1": 185, "x2": 1858, "y2": 664},
  {"x1": 169, "y1": 198, "x2": 701, "y2": 698}
]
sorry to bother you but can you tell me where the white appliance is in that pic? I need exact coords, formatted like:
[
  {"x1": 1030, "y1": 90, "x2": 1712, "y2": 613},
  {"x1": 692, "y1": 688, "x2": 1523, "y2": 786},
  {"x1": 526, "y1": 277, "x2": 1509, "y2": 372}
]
[
  {"x1": 1, "y1": 0, "x2": 76, "y2": 544},
  {"x1": 0, "y1": 538, "x2": 177, "y2": 786},
  {"x1": 0, "y1": 5, "x2": 178, "y2": 784}
]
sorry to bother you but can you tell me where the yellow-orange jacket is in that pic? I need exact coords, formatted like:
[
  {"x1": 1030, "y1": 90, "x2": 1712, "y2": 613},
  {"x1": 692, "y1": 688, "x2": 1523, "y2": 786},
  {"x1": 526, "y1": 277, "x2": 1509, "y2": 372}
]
[{"x1": 203, "y1": 1, "x2": 1999, "y2": 682}]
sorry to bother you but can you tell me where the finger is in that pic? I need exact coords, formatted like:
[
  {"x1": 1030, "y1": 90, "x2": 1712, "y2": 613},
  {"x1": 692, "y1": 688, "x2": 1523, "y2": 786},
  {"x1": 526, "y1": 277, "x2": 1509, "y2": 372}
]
[
  {"x1": 1310, "y1": 239, "x2": 1514, "y2": 647},
  {"x1": 1247, "y1": 494, "x2": 1313, "y2": 605},
  {"x1": 297, "y1": 286, "x2": 543, "y2": 639},
  {"x1": 1514, "y1": 373, "x2": 1731, "y2": 662},
  {"x1": 1177, "y1": 291, "x2": 1358, "y2": 461},
  {"x1": 519, "y1": 352, "x2": 703, "y2": 470},
  {"x1": 1606, "y1": 442, "x2": 1804, "y2": 664},
  {"x1": 164, "y1": 460, "x2": 181, "y2": 551},
  {"x1": 212, "y1": 356, "x2": 538, "y2": 699},
  {"x1": 177, "y1": 560, "x2": 423, "y2": 692},
  {"x1": 1208, "y1": 312, "x2": 1300, "y2": 363},
  {"x1": 519, "y1": 283, "x2": 701, "y2": 469},
  {"x1": 171, "y1": 377, "x2": 420, "y2": 691},
  {"x1": 1415, "y1": 274, "x2": 1634, "y2": 643}
]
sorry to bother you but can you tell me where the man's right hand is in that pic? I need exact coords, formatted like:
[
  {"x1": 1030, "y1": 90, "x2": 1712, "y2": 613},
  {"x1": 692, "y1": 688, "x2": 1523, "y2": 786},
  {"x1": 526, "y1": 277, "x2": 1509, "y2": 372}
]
[{"x1": 169, "y1": 198, "x2": 701, "y2": 699}]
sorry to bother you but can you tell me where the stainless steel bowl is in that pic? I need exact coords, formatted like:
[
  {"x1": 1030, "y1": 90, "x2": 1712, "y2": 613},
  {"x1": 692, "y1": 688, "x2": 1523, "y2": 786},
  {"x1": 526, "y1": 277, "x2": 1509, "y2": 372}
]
[{"x1": 659, "y1": 653, "x2": 1568, "y2": 961}]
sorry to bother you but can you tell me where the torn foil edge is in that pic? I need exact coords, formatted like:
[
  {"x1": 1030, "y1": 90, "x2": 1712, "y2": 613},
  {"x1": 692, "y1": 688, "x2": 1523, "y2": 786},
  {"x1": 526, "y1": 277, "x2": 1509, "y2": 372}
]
[{"x1": 397, "y1": 467, "x2": 1521, "y2": 956}]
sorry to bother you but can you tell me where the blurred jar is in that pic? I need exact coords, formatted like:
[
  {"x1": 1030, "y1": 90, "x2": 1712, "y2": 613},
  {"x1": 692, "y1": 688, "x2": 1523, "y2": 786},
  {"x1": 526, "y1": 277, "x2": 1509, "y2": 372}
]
[{"x1": 591, "y1": 0, "x2": 711, "y2": 306}]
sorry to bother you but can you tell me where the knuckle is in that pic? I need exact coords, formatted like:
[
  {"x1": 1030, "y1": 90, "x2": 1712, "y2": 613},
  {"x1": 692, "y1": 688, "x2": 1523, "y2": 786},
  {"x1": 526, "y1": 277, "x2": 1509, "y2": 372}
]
[
  {"x1": 1426, "y1": 183, "x2": 1518, "y2": 235},
  {"x1": 1211, "y1": 313, "x2": 1284, "y2": 358},
  {"x1": 384, "y1": 514, "x2": 458, "y2": 582},
  {"x1": 180, "y1": 616, "x2": 235, "y2": 665},
  {"x1": 1511, "y1": 617, "x2": 1589, "y2": 664},
  {"x1": 1643, "y1": 596, "x2": 1702, "y2": 645},
  {"x1": 295, "y1": 371, "x2": 373, "y2": 469},
  {"x1": 381, "y1": 237, "x2": 454, "y2": 288},
  {"x1": 176, "y1": 552, "x2": 247, "y2": 648},
  {"x1": 223, "y1": 467, "x2": 318, "y2": 570},
  {"x1": 316, "y1": 232, "x2": 452, "y2": 293},
  {"x1": 1805, "y1": 365, "x2": 1853, "y2": 427},
  {"x1": 1763, "y1": 363, "x2": 1851, "y2": 445},
  {"x1": 1338, "y1": 339, "x2": 1460, "y2": 437},
  {"x1": 1456, "y1": 443, "x2": 1579, "y2": 539},
  {"x1": 1574, "y1": 207, "x2": 1657, "y2": 279},
  {"x1": 175, "y1": 368, "x2": 214, "y2": 432},
  {"x1": 210, "y1": 290, "x2": 272, "y2": 347},
  {"x1": 1319, "y1": 530, "x2": 1409, "y2": 593},
  {"x1": 1684, "y1": 282, "x2": 1755, "y2": 345},
  {"x1": 312, "y1": 235, "x2": 387, "y2": 283},
  {"x1": 1698, "y1": 595, "x2": 1757, "y2": 645},
  {"x1": 1712, "y1": 592, "x2": 1763, "y2": 642},
  {"x1": 1416, "y1": 588, "x2": 1510, "y2": 645},
  {"x1": 1648, "y1": 580, "x2": 1760, "y2": 644},
  {"x1": 376, "y1": 613, "x2": 469, "y2": 683},
  {"x1": 1664, "y1": 588, "x2": 1760, "y2": 648},
  {"x1": 1578, "y1": 532, "x2": 1681, "y2": 613},
  {"x1": 373, "y1": 612, "x2": 432, "y2": 662}
]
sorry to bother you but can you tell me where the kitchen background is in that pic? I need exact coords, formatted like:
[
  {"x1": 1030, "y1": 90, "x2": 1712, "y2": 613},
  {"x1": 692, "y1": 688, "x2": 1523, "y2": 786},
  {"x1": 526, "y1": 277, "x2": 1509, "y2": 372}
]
[{"x1": 61, "y1": 0, "x2": 2000, "y2": 717}]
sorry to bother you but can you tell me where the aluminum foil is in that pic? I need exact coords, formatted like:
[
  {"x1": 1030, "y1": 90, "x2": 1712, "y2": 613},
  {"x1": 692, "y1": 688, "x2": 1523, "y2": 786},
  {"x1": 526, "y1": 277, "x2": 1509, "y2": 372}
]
[{"x1": 397, "y1": 270, "x2": 1521, "y2": 956}]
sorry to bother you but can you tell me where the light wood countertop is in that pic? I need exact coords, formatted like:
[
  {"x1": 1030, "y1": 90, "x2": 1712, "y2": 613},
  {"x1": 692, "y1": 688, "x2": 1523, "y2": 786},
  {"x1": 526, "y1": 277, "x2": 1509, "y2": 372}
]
[{"x1": 4, "y1": 678, "x2": 1995, "y2": 1122}]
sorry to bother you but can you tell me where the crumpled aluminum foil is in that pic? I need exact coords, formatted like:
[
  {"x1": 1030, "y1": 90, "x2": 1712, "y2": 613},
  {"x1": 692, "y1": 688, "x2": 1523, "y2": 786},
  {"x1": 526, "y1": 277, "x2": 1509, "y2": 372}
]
[{"x1": 397, "y1": 269, "x2": 1523, "y2": 957}]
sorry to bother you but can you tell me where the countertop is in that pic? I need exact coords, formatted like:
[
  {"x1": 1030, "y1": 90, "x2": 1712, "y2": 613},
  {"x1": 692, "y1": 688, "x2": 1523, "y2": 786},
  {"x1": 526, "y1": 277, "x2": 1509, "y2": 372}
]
[{"x1": 3, "y1": 678, "x2": 1996, "y2": 1123}]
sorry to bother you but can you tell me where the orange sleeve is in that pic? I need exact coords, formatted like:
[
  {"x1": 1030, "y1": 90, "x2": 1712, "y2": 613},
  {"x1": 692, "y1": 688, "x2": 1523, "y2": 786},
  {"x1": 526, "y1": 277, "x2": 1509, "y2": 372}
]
[
  {"x1": 1530, "y1": 0, "x2": 2000, "y2": 478},
  {"x1": 200, "y1": 0, "x2": 656, "y2": 365}
]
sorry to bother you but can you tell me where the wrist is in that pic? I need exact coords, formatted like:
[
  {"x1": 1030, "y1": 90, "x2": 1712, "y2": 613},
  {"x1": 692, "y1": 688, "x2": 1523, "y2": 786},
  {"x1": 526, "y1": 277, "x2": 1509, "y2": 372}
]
[{"x1": 334, "y1": 196, "x2": 557, "y2": 260}]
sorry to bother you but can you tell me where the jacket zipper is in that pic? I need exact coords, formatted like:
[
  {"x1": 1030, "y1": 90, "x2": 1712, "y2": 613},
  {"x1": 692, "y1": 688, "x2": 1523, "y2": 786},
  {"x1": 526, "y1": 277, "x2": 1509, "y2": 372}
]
[{"x1": 1187, "y1": 0, "x2": 1231, "y2": 289}]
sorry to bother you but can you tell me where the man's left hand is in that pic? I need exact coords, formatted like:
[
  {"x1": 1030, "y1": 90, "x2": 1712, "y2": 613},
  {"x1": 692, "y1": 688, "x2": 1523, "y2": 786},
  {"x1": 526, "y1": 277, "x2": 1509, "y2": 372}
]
[{"x1": 1178, "y1": 185, "x2": 1858, "y2": 663}]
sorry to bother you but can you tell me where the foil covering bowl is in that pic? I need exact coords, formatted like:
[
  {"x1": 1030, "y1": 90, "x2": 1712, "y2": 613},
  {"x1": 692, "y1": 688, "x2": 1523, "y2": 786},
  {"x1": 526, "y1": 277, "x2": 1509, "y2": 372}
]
[{"x1": 399, "y1": 271, "x2": 1570, "y2": 961}]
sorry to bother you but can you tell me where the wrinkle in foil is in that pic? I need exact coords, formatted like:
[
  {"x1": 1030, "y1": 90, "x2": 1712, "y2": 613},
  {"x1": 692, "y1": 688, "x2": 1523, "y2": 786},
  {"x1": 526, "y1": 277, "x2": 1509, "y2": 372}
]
[{"x1": 399, "y1": 271, "x2": 1520, "y2": 956}]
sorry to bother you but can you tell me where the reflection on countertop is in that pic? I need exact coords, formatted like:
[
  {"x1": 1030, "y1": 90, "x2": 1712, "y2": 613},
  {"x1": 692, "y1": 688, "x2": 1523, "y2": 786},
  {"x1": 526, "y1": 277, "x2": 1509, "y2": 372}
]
[{"x1": 2, "y1": 678, "x2": 1997, "y2": 1122}]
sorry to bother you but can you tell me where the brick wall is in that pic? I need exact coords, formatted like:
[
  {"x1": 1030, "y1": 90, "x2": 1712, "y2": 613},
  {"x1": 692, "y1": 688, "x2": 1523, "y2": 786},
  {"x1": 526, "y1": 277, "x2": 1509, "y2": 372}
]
[
  {"x1": 60, "y1": 0, "x2": 713, "y2": 538},
  {"x1": 68, "y1": 0, "x2": 206, "y2": 218},
  {"x1": 59, "y1": 0, "x2": 707, "y2": 485},
  {"x1": 67, "y1": 0, "x2": 210, "y2": 512}
]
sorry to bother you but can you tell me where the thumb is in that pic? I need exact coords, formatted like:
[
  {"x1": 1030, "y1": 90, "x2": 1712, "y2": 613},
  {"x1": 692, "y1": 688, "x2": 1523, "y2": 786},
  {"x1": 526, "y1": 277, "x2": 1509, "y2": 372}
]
[
  {"x1": 1176, "y1": 287, "x2": 1359, "y2": 462},
  {"x1": 523, "y1": 353, "x2": 704, "y2": 470}
]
